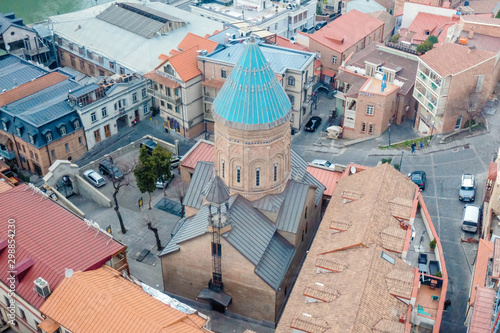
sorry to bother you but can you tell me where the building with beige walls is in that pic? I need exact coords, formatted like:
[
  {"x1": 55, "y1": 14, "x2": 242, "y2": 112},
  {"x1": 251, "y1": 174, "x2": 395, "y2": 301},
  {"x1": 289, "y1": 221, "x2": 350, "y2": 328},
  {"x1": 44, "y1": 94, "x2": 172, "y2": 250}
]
[
  {"x1": 160, "y1": 38, "x2": 325, "y2": 326},
  {"x1": 335, "y1": 43, "x2": 418, "y2": 139},
  {"x1": 413, "y1": 43, "x2": 500, "y2": 135},
  {"x1": 295, "y1": 10, "x2": 385, "y2": 84}
]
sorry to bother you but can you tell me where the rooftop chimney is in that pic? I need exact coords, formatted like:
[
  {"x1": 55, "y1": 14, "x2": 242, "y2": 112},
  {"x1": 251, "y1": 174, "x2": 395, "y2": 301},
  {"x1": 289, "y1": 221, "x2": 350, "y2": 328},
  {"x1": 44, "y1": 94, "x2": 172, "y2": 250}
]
[{"x1": 468, "y1": 30, "x2": 474, "y2": 39}]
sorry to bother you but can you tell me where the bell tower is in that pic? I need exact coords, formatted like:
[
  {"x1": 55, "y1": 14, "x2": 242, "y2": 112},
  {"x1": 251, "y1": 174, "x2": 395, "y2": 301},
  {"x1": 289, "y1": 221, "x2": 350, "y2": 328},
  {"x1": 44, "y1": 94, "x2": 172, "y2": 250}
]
[{"x1": 212, "y1": 37, "x2": 292, "y2": 201}]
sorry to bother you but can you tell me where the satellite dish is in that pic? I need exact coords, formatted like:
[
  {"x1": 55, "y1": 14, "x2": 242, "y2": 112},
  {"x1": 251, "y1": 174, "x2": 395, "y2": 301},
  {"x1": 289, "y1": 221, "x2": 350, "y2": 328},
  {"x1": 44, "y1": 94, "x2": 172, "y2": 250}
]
[
  {"x1": 350, "y1": 166, "x2": 356, "y2": 174},
  {"x1": 65, "y1": 268, "x2": 74, "y2": 278}
]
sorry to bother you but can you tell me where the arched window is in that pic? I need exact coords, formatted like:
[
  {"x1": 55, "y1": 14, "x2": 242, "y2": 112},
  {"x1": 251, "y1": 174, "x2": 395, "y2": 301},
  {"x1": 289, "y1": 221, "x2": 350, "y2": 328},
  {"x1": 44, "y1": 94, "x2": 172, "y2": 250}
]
[
  {"x1": 222, "y1": 160, "x2": 225, "y2": 178},
  {"x1": 256, "y1": 168, "x2": 260, "y2": 186},
  {"x1": 164, "y1": 64, "x2": 175, "y2": 76},
  {"x1": 274, "y1": 163, "x2": 277, "y2": 182},
  {"x1": 236, "y1": 166, "x2": 241, "y2": 183},
  {"x1": 288, "y1": 76, "x2": 295, "y2": 86}
]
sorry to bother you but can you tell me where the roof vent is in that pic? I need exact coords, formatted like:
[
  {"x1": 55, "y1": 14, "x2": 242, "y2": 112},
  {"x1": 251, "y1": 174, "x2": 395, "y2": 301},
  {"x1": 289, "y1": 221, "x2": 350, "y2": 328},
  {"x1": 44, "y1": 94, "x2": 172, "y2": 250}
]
[{"x1": 34, "y1": 277, "x2": 51, "y2": 298}]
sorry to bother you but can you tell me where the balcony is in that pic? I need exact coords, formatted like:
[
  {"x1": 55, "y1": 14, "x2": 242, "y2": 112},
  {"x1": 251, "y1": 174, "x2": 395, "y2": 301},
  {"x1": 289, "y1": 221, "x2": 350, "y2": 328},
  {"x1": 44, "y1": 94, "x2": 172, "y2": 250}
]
[
  {"x1": 146, "y1": 87, "x2": 181, "y2": 105},
  {"x1": 204, "y1": 109, "x2": 214, "y2": 121},
  {"x1": 0, "y1": 148, "x2": 16, "y2": 160},
  {"x1": 302, "y1": 97, "x2": 313, "y2": 108},
  {"x1": 204, "y1": 95, "x2": 215, "y2": 104},
  {"x1": 416, "y1": 70, "x2": 444, "y2": 97},
  {"x1": 304, "y1": 77, "x2": 314, "y2": 90}
]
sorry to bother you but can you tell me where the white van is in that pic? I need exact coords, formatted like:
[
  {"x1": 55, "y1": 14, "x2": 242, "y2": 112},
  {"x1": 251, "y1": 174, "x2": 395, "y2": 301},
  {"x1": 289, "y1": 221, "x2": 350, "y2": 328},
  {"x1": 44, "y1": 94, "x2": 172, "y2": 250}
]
[{"x1": 461, "y1": 204, "x2": 480, "y2": 233}]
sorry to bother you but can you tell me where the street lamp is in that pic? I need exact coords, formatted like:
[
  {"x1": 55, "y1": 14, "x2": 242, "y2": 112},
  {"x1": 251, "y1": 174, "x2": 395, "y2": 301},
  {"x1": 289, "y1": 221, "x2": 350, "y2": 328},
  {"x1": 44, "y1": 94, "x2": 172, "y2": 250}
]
[
  {"x1": 399, "y1": 150, "x2": 404, "y2": 170},
  {"x1": 387, "y1": 122, "x2": 392, "y2": 147}
]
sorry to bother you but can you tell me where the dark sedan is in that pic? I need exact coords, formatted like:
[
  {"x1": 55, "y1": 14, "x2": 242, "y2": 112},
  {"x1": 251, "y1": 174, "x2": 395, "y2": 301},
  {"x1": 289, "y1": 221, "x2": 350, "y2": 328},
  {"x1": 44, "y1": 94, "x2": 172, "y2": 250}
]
[
  {"x1": 408, "y1": 171, "x2": 426, "y2": 190},
  {"x1": 304, "y1": 116, "x2": 322, "y2": 132}
]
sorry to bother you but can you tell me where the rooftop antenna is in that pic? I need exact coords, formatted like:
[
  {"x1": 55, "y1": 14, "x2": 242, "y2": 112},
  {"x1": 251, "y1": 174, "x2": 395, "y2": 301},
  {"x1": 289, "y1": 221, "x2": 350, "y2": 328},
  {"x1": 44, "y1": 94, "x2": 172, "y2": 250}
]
[{"x1": 65, "y1": 268, "x2": 74, "y2": 278}]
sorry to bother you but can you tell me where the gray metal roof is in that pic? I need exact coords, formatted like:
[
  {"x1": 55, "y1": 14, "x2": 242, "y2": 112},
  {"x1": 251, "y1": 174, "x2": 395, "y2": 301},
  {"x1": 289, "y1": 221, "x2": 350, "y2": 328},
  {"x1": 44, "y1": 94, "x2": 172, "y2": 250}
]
[
  {"x1": 96, "y1": 3, "x2": 179, "y2": 39},
  {"x1": 223, "y1": 196, "x2": 276, "y2": 266},
  {"x1": 0, "y1": 55, "x2": 49, "y2": 91},
  {"x1": 291, "y1": 149, "x2": 308, "y2": 180},
  {"x1": 0, "y1": 12, "x2": 25, "y2": 35},
  {"x1": 69, "y1": 83, "x2": 100, "y2": 99},
  {"x1": 275, "y1": 181, "x2": 310, "y2": 233},
  {"x1": 252, "y1": 193, "x2": 285, "y2": 213},
  {"x1": 205, "y1": 175, "x2": 230, "y2": 205},
  {"x1": 200, "y1": 40, "x2": 315, "y2": 74},
  {"x1": 183, "y1": 161, "x2": 213, "y2": 209},
  {"x1": 255, "y1": 232, "x2": 295, "y2": 290},
  {"x1": 302, "y1": 171, "x2": 326, "y2": 206}
]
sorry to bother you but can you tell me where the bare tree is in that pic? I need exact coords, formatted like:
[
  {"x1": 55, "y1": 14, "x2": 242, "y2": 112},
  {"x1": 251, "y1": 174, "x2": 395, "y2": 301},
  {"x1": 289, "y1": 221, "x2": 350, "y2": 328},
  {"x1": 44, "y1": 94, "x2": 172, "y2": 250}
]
[
  {"x1": 452, "y1": 89, "x2": 480, "y2": 132},
  {"x1": 143, "y1": 213, "x2": 163, "y2": 251},
  {"x1": 110, "y1": 159, "x2": 136, "y2": 234},
  {"x1": 173, "y1": 183, "x2": 187, "y2": 218}
]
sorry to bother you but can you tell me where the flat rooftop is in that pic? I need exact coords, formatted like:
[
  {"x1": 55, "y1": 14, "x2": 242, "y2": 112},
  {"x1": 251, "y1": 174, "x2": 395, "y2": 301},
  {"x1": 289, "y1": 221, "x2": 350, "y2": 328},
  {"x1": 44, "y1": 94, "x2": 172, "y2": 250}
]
[{"x1": 196, "y1": 1, "x2": 289, "y2": 23}]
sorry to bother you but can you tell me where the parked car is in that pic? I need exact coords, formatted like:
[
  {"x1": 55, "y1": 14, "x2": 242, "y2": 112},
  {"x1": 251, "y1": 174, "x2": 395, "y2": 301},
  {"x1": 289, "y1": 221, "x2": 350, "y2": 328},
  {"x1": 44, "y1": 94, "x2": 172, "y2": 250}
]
[
  {"x1": 99, "y1": 160, "x2": 124, "y2": 181},
  {"x1": 315, "y1": 21, "x2": 327, "y2": 30},
  {"x1": 408, "y1": 171, "x2": 426, "y2": 190},
  {"x1": 459, "y1": 174, "x2": 476, "y2": 202},
  {"x1": 83, "y1": 169, "x2": 106, "y2": 188},
  {"x1": 304, "y1": 116, "x2": 322, "y2": 132},
  {"x1": 171, "y1": 156, "x2": 181, "y2": 169},
  {"x1": 461, "y1": 204, "x2": 480, "y2": 233},
  {"x1": 156, "y1": 174, "x2": 174, "y2": 189},
  {"x1": 311, "y1": 159, "x2": 333, "y2": 168},
  {"x1": 140, "y1": 139, "x2": 158, "y2": 155}
]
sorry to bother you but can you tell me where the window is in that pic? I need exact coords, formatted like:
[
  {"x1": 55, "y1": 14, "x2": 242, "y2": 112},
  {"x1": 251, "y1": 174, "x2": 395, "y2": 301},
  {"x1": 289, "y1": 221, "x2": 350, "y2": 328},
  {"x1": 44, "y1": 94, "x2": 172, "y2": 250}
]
[
  {"x1": 166, "y1": 87, "x2": 171, "y2": 96},
  {"x1": 143, "y1": 105, "x2": 148, "y2": 114},
  {"x1": 60, "y1": 125, "x2": 67, "y2": 136},
  {"x1": 332, "y1": 56, "x2": 337, "y2": 64},
  {"x1": 455, "y1": 116, "x2": 462, "y2": 130},
  {"x1": 79, "y1": 59, "x2": 85, "y2": 70},
  {"x1": 175, "y1": 106, "x2": 180, "y2": 113},
  {"x1": 16, "y1": 127, "x2": 22, "y2": 136},
  {"x1": 301, "y1": 230, "x2": 304, "y2": 241},
  {"x1": 22, "y1": 145, "x2": 25, "y2": 153},
  {"x1": 109, "y1": 62, "x2": 115, "y2": 70},
  {"x1": 165, "y1": 64, "x2": 175, "y2": 75},
  {"x1": 288, "y1": 76, "x2": 295, "y2": 86},
  {"x1": 89, "y1": 66, "x2": 95, "y2": 76},
  {"x1": 237, "y1": 166, "x2": 241, "y2": 183},
  {"x1": 87, "y1": 50, "x2": 93, "y2": 60},
  {"x1": 98, "y1": 56, "x2": 104, "y2": 64},
  {"x1": 30, "y1": 150, "x2": 34, "y2": 159},
  {"x1": 222, "y1": 160, "x2": 225, "y2": 178},
  {"x1": 56, "y1": 37, "x2": 62, "y2": 45},
  {"x1": 73, "y1": 119, "x2": 80, "y2": 129},
  {"x1": 167, "y1": 103, "x2": 172, "y2": 110},
  {"x1": 101, "y1": 107, "x2": 107, "y2": 118},
  {"x1": 4, "y1": 297, "x2": 10, "y2": 307},
  {"x1": 142, "y1": 88, "x2": 147, "y2": 98},
  {"x1": 35, "y1": 153, "x2": 39, "y2": 162},
  {"x1": 161, "y1": 101, "x2": 165, "y2": 107},
  {"x1": 29, "y1": 134, "x2": 34, "y2": 144},
  {"x1": 78, "y1": 136, "x2": 82, "y2": 145},
  {"x1": 305, "y1": 221, "x2": 308, "y2": 234},
  {"x1": 78, "y1": 47, "x2": 84, "y2": 55},
  {"x1": 91, "y1": 112, "x2": 97, "y2": 122},
  {"x1": 221, "y1": 69, "x2": 227, "y2": 78},
  {"x1": 288, "y1": 95, "x2": 295, "y2": 106},
  {"x1": 65, "y1": 143, "x2": 69, "y2": 151},
  {"x1": 274, "y1": 163, "x2": 277, "y2": 182},
  {"x1": 2, "y1": 121, "x2": 7, "y2": 131},
  {"x1": 174, "y1": 88, "x2": 179, "y2": 96},
  {"x1": 99, "y1": 69, "x2": 105, "y2": 76},
  {"x1": 256, "y1": 168, "x2": 260, "y2": 186},
  {"x1": 366, "y1": 105, "x2": 374, "y2": 115},
  {"x1": 381, "y1": 251, "x2": 396, "y2": 264},
  {"x1": 120, "y1": 67, "x2": 125, "y2": 74},
  {"x1": 305, "y1": 206, "x2": 307, "y2": 219},
  {"x1": 361, "y1": 122, "x2": 366, "y2": 132},
  {"x1": 275, "y1": 23, "x2": 278, "y2": 30},
  {"x1": 46, "y1": 132, "x2": 53, "y2": 143},
  {"x1": 51, "y1": 150, "x2": 55, "y2": 158},
  {"x1": 369, "y1": 124, "x2": 374, "y2": 134},
  {"x1": 18, "y1": 307, "x2": 25, "y2": 319},
  {"x1": 68, "y1": 43, "x2": 74, "y2": 51}
]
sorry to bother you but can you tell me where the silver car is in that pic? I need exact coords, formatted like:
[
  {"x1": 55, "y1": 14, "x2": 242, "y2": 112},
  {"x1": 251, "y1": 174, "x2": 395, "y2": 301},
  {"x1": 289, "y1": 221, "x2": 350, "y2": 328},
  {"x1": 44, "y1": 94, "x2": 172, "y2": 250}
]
[
  {"x1": 459, "y1": 174, "x2": 476, "y2": 202},
  {"x1": 83, "y1": 169, "x2": 106, "y2": 188}
]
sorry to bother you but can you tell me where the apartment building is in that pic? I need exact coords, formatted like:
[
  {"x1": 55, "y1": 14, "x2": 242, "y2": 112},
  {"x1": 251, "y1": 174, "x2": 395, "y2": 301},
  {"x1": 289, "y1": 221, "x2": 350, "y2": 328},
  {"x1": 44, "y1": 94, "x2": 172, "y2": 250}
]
[{"x1": 413, "y1": 43, "x2": 500, "y2": 134}]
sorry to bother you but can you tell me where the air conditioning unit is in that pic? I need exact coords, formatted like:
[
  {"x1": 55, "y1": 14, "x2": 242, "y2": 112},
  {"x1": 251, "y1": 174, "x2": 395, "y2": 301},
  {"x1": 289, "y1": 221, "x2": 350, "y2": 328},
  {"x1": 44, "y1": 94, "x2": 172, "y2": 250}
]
[{"x1": 34, "y1": 278, "x2": 51, "y2": 298}]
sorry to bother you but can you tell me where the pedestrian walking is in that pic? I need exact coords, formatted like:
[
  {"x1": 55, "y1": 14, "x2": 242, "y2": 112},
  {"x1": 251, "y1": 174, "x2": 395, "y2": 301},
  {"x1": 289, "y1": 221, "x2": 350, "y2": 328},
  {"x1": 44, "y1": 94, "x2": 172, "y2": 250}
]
[
  {"x1": 109, "y1": 155, "x2": 113, "y2": 164},
  {"x1": 444, "y1": 299, "x2": 451, "y2": 310},
  {"x1": 411, "y1": 142, "x2": 416, "y2": 153},
  {"x1": 420, "y1": 141, "x2": 423, "y2": 149}
]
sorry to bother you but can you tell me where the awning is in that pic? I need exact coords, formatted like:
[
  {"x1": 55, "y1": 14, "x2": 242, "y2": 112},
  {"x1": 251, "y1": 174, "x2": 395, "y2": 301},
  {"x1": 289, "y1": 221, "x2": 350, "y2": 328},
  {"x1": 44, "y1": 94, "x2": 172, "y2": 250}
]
[
  {"x1": 197, "y1": 288, "x2": 232, "y2": 307},
  {"x1": 38, "y1": 318, "x2": 60, "y2": 333},
  {"x1": 322, "y1": 69, "x2": 336, "y2": 77}
]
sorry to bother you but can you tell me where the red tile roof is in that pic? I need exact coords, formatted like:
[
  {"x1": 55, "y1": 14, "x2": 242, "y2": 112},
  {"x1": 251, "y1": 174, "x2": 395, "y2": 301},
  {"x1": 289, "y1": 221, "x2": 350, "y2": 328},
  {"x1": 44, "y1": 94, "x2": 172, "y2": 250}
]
[
  {"x1": 274, "y1": 36, "x2": 310, "y2": 52},
  {"x1": 177, "y1": 32, "x2": 220, "y2": 53},
  {"x1": 305, "y1": 10, "x2": 384, "y2": 54},
  {"x1": 306, "y1": 166, "x2": 343, "y2": 197},
  {"x1": 469, "y1": 239, "x2": 494, "y2": 306},
  {"x1": 165, "y1": 46, "x2": 203, "y2": 82},
  {"x1": 143, "y1": 71, "x2": 180, "y2": 89},
  {"x1": 0, "y1": 72, "x2": 67, "y2": 107},
  {"x1": 39, "y1": 266, "x2": 210, "y2": 333},
  {"x1": 469, "y1": 287, "x2": 497, "y2": 333},
  {"x1": 419, "y1": 43, "x2": 496, "y2": 77},
  {"x1": 0, "y1": 184, "x2": 125, "y2": 309},
  {"x1": 181, "y1": 141, "x2": 214, "y2": 169},
  {"x1": 405, "y1": 13, "x2": 457, "y2": 44}
]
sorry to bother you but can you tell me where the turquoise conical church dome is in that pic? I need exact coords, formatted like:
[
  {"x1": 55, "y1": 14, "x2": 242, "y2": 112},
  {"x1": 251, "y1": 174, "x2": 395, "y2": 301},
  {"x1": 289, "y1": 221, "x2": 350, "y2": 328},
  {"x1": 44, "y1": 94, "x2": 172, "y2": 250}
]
[{"x1": 212, "y1": 37, "x2": 292, "y2": 130}]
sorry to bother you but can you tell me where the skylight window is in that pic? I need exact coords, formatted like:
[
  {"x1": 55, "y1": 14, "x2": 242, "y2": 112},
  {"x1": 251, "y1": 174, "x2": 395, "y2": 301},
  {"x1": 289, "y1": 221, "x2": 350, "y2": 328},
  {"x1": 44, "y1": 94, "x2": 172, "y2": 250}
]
[{"x1": 381, "y1": 251, "x2": 395, "y2": 265}]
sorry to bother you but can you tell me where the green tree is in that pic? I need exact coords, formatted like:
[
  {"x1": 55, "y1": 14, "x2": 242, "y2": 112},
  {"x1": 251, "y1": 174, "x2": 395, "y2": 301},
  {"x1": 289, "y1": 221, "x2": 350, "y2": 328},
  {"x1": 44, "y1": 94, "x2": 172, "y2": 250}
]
[
  {"x1": 496, "y1": 10, "x2": 500, "y2": 18},
  {"x1": 316, "y1": 3, "x2": 323, "y2": 15},
  {"x1": 135, "y1": 146, "x2": 157, "y2": 210},
  {"x1": 390, "y1": 33, "x2": 400, "y2": 43},
  {"x1": 427, "y1": 35, "x2": 438, "y2": 44},
  {"x1": 416, "y1": 40, "x2": 433, "y2": 54},
  {"x1": 152, "y1": 145, "x2": 172, "y2": 196}
]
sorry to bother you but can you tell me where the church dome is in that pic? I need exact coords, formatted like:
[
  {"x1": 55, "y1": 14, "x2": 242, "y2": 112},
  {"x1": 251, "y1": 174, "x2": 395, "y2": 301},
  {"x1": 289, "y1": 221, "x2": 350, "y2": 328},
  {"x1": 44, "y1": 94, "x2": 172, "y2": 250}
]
[{"x1": 212, "y1": 37, "x2": 292, "y2": 130}]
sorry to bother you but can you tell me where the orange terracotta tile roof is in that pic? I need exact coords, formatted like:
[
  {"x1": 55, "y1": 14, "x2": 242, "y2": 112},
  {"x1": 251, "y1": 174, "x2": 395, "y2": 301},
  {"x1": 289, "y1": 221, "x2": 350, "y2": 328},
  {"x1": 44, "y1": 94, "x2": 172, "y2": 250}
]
[
  {"x1": 274, "y1": 36, "x2": 310, "y2": 52},
  {"x1": 419, "y1": 43, "x2": 496, "y2": 77},
  {"x1": 39, "y1": 266, "x2": 210, "y2": 333},
  {"x1": 306, "y1": 165, "x2": 342, "y2": 197},
  {"x1": 306, "y1": 10, "x2": 384, "y2": 54},
  {"x1": 406, "y1": 13, "x2": 457, "y2": 44},
  {"x1": 166, "y1": 46, "x2": 203, "y2": 82},
  {"x1": 469, "y1": 287, "x2": 497, "y2": 333},
  {"x1": 0, "y1": 174, "x2": 14, "y2": 193},
  {"x1": 277, "y1": 163, "x2": 419, "y2": 333},
  {"x1": 143, "y1": 71, "x2": 180, "y2": 89},
  {"x1": 0, "y1": 72, "x2": 67, "y2": 107},
  {"x1": 158, "y1": 54, "x2": 169, "y2": 62},
  {"x1": 177, "y1": 32, "x2": 219, "y2": 53},
  {"x1": 202, "y1": 79, "x2": 226, "y2": 89},
  {"x1": 181, "y1": 140, "x2": 214, "y2": 169},
  {"x1": 469, "y1": 239, "x2": 494, "y2": 306}
]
